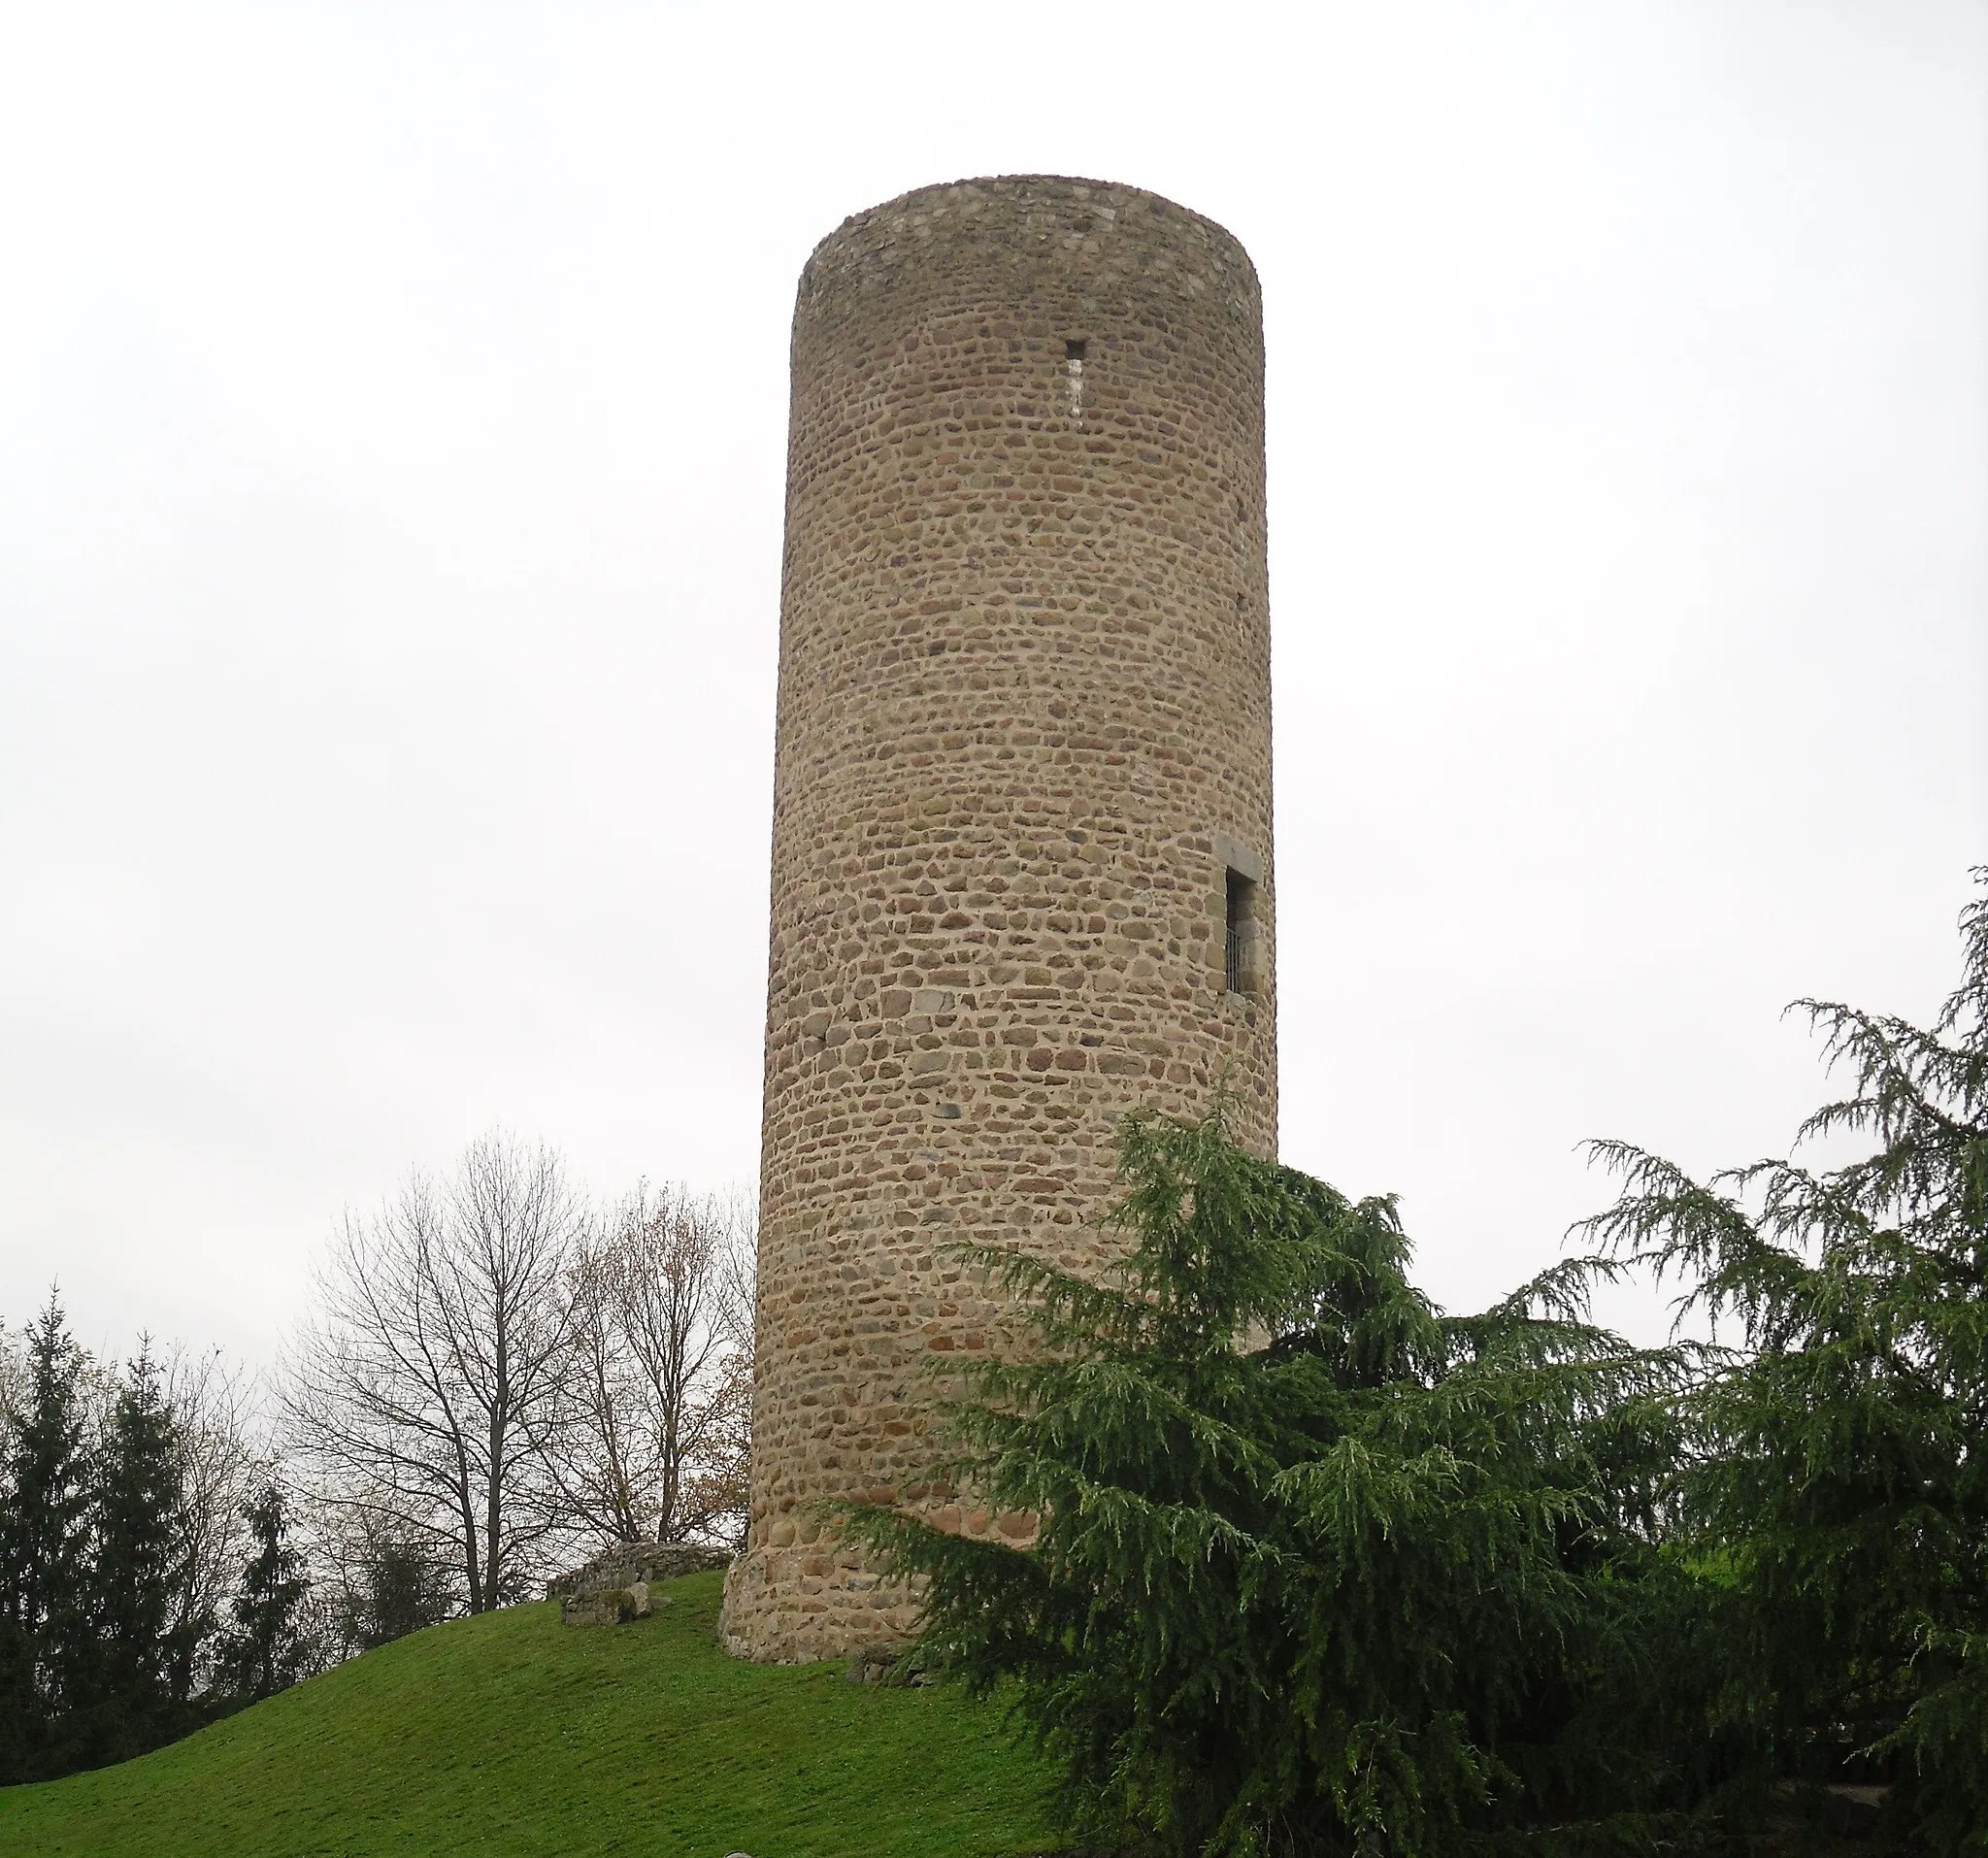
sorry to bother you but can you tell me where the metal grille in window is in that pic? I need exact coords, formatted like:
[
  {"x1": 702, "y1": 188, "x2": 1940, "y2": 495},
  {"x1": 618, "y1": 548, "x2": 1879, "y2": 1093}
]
[{"x1": 1225, "y1": 868, "x2": 1256, "y2": 995}]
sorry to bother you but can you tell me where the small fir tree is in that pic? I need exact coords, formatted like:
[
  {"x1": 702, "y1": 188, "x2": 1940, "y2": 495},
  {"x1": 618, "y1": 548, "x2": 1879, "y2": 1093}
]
[
  {"x1": 221, "y1": 1480, "x2": 311, "y2": 1700},
  {"x1": 0, "y1": 1293, "x2": 93, "y2": 1783},
  {"x1": 82, "y1": 1342, "x2": 204, "y2": 1766},
  {"x1": 348, "y1": 1537, "x2": 451, "y2": 1652}
]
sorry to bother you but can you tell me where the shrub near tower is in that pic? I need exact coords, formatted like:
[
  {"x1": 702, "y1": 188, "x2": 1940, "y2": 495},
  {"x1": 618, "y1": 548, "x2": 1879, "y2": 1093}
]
[{"x1": 722, "y1": 176, "x2": 1277, "y2": 1663}]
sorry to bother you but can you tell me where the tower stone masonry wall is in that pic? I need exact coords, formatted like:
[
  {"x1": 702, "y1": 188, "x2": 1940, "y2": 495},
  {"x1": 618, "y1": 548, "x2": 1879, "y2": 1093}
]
[{"x1": 721, "y1": 175, "x2": 1277, "y2": 1663}]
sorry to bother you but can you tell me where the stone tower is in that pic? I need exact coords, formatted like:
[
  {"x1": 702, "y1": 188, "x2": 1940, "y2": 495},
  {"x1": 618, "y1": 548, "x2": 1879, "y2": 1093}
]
[{"x1": 721, "y1": 176, "x2": 1276, "y2": 1663}]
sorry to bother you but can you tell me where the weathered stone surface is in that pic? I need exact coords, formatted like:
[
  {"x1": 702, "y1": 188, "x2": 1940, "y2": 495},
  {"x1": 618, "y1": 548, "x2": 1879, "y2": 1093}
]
[
  {"x1": 560, "y1": 1580, "x2": 651, "y2": 1628},
  {"x1": 549, "y1": 1542, "x2": 729, "y2": 1625},
  {"x1": 845, "y1": 1641, "x2": 922, "y2": 1686},
  {"x1": 722, "y1": 174, "x2": 1277, "y2": 1665}
]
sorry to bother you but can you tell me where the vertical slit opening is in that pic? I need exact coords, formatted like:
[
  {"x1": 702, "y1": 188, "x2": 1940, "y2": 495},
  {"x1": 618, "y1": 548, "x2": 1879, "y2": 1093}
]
[{"x1": 1225, "y1": 868, "x2": 1258, "y2": 996}]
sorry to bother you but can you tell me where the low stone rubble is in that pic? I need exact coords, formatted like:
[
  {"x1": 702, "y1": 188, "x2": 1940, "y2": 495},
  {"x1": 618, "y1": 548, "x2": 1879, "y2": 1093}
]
[
  {"x1": 845, "y1": 1641, "x2": 924, "y2": 1686},
  {"x1": 546, "y1": 1541, "x2": 732, "y2": 1627}
]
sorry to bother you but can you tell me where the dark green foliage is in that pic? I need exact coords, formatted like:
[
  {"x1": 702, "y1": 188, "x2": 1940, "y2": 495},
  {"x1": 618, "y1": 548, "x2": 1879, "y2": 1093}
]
[
  {"x1": 1578, "y1": 875, "x2": 1988, "y2": 1853},
  {"x1": 0, "y1": 1295, "x2": 94, "y2": 1783},
  {"x1": 848, "y1": 1106, "x2": 1707, "y2": 1857},
  {"x1": 1, "y1": 1310, "x2": 232, "y2": 1780},
  {"x1": 219, "y1": 1483, "x2": 311, "y2": 1702},
  {"x1": 79, "y1": 1344, "x2": 207, "y2": 1765},
  {"x1": 346, "y1": 1537, "x2": 452, "y2": 1652}
]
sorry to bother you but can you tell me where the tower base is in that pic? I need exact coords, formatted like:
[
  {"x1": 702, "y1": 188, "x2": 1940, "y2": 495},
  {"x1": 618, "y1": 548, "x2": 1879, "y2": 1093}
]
[{"x1": 720, "y1": 1541, "x2": 919, "y2": 1665}]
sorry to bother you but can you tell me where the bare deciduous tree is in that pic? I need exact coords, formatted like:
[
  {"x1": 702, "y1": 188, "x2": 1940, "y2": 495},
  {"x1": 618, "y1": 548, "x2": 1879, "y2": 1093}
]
[
  {"x1": 556, "y1": 1184, "x2": 753, "y2": 1546},
  {"x1": 161, "y1": 1345, "x2": 258, "y2": 1683},
  {"x1": 0, "y1": 1317, "x2": 26, "y2": 1433},
  {"x1": 282, "y1": 1134, "x2": 582, "y2": 1613}
]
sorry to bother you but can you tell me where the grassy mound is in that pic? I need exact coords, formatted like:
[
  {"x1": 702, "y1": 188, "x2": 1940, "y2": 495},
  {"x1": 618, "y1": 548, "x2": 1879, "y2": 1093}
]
[{"x1": 0, "y1": 1572, "x2": 1062, "y2": 1856}]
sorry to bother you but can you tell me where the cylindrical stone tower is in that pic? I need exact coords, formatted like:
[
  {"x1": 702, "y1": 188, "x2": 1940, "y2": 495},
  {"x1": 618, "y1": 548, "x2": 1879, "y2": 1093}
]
[{"x1": 722, "y1": 176, "x2": 1276, "y2": 1663}]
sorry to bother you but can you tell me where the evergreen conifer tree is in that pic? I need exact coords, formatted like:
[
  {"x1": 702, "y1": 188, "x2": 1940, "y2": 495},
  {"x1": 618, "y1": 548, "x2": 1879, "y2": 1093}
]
[
  {"x1": 357, "y1": 1538, "x2": 450, "y2": 1650},
  {"x1": 1579, "y1": 874, "x2": 1988, "y2": 1851},
  {"x1": 0, "y1": 1293, "x2": 93, "y2": 1783},
  {"x1": 849, "y1": 1107, "x2": 1709, "y2": 1857},
  {"x1": 221, "y1": 1480, "x2": 311, "y2": 1700},
  {"x1": 81, "y1": 1343, "x2": 204, "y2": 1766}
]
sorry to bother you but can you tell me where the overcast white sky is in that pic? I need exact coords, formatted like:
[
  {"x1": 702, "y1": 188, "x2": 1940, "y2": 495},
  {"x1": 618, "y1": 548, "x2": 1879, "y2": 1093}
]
[{"x1": 2, "y1": 1, "x2": 1982, "y2": 1368}]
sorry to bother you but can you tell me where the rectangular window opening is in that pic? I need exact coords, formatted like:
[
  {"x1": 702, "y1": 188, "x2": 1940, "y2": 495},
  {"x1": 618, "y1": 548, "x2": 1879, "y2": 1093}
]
[
  {"x1": 1225, "y1": 868, "x2": 1258, "y2": 996},
  {"x1": 1065, "y1": 338, "x2": 1087, "y2": 363}
]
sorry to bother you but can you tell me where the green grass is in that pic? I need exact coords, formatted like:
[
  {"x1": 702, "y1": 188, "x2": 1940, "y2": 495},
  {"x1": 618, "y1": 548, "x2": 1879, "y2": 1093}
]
[{"x1": 0, "y1": 1573, "x2": 1064, "y2": 1856}]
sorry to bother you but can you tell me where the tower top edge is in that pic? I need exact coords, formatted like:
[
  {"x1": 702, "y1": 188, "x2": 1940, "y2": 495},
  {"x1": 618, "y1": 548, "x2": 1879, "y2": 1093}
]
[{"x1": 800, "y1": 174, "x2": 1259, "y2": 299}]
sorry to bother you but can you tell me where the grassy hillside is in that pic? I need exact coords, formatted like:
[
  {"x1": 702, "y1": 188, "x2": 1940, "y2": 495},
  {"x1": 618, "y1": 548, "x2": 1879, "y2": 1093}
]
[{"x1": 0, "y1": 1572, "x2": 1064, "y2": 1857}]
